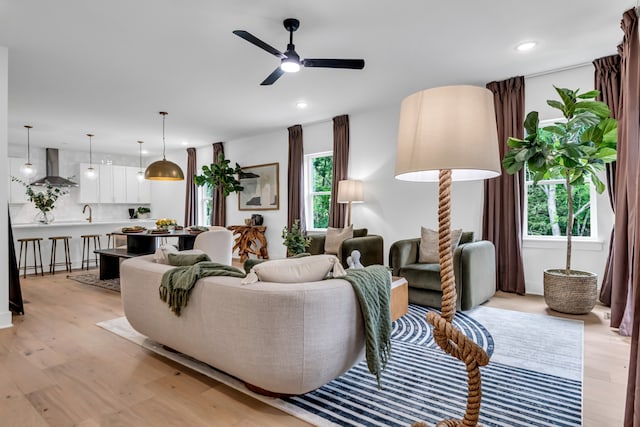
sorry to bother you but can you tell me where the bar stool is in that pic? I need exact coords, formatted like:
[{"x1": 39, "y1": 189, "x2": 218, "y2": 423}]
[
  {"x1": 81, "y1": 234, "x2": 101, "y2": 270},
  {"x1": 17, "y1": 237, "x2": 45, "y2": 278},
  {"x1": 48, "y1": 236, "x2": 72, "y2": 274},
  {"x1": 106, "y1": 232, "x2": 115, "y2": 249}
]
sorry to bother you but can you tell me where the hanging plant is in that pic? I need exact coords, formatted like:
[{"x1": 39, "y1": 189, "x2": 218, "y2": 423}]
[{"x1": 194, "y1": 153, "x2": 244, "y2": 197}]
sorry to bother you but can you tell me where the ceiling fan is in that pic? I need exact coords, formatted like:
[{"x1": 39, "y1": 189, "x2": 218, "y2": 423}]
[{"x1": 233, "y1": 18, "x2": 365, "y2": 85}]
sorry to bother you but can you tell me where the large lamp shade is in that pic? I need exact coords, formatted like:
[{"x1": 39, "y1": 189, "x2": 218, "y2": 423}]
[{"x1": 395, "y1": 85, "x2": 501, "y2": 182}]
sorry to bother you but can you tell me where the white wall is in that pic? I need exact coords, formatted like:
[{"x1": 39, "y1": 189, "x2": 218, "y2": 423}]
[
  {"x1": 151, "y1": 65, "x2": 614, "y2": 296},
  {"x1": 0, "y1": 47, "x2": 11, "y2": 329}
]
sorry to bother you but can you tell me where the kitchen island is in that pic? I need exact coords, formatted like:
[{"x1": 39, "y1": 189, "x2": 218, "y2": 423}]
[{"x1": 11, "y1": 219, "x2": 157, "y2": 272}]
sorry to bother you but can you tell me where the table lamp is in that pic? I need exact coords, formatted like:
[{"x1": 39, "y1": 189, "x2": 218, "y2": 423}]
[
  {"x1": 395, "y1": 85, "x2": 500, "y2": 426},
  {"x1": 337, "y1": 179, "x2": 364, "y2": 226}
]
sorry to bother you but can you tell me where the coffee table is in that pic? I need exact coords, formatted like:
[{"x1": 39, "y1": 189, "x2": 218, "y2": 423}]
[{"x1": 391, "y1": 276, "x2": 409, "y2": 321}]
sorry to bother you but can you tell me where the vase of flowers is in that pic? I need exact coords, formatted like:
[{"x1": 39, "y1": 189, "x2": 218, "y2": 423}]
[
  {"x1": 156, "y1": 218, "x2": 177, "y2": 231},
  {"x1": 12, "y1": 177, "x2": 69, "y2": 224}
]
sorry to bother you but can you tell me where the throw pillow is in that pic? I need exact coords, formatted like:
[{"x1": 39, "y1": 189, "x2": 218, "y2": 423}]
[
  {"x1": 418, "y1": 227, "x2": 463, "y2": 264},
  {"x1": 324, "y1": 225, "x2": 354, "y2": 255},
  {"x1": 241, "y1": 254, "x2": 346, "y2": 285},
  {"x1": 167, "y1": 252, "x2": 211, "y2": 266},
  {"x1": 154, "y1": 244, "x2": 178, "y2": 264}
]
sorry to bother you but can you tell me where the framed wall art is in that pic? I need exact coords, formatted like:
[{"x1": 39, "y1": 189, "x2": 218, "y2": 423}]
[{"x1": 238, "y1": 162, "x2": 280, "y2": 211}]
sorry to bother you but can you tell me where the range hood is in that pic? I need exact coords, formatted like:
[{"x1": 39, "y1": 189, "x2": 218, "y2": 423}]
[{"x1": 30, "y1": 148, "x2": 78, "y2": 187}]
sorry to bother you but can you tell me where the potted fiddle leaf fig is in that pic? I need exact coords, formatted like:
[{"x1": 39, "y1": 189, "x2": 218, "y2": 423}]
[
  {"x1": 194, "y1": 153, "x2": 244, "y2": 197},
  {"x1": 503, "y1": 87, "x2": 617, "y2": 314}
]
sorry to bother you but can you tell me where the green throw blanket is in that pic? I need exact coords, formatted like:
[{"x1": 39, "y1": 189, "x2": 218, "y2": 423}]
[
  {"x1": 341, "y1": 265, "x2": 392, "y2": 388},
  {"x1": 159, "y1": 262, "x2": 246, "y2": 316}
]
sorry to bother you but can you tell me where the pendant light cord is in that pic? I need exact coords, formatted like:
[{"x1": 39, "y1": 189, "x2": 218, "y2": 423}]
[
  {"x1": 161, "y1": 112, "x2": 167, "y2": 160},
  {"x1": 138, "y1": 141, "x2": 143, "y2": 170},
  {"x1": 87, "y1": 133, "x2": 94, "y2": 167},
  {"x1": 26, "y1": 126, "x2": 31, "y2": 162}
]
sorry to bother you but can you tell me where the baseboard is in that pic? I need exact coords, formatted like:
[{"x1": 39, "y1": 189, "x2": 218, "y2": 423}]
[{"x1": 0, "y1": 310, "x2": 13, "y2": 329}]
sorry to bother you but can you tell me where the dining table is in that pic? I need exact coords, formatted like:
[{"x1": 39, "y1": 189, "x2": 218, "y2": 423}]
[{"x1": 112, "y1": 229, "x2": 199, "y2": 254}]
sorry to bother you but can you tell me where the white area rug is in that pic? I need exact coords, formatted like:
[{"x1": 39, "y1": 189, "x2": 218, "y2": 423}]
[{"x1": 98, "y1": 305, "x2": 583, "y2": 426}]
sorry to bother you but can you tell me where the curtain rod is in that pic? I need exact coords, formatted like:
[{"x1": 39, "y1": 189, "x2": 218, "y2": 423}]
[{"x1": 525, "y1": 62, "x2": 593, "y2": 79}]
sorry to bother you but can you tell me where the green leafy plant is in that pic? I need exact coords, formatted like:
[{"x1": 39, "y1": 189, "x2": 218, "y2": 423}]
[
  {"x1": 503, "y1": 87, "x2": 617, "y2": 274},
  {"x1": 11, "y1": 177, "x2": 69, "y2": 213},
  {"x1": 137, "y1": 206, "x2": 151, "y2": 214},
  {"x1": 281, "y1": 219, "x2": 311, "y2": 256},
  {"x1": 194, "y1": 153, "x2": 243, "y2": 197}
]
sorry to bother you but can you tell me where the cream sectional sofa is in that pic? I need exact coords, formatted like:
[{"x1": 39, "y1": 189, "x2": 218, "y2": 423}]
[{"x1": 120, "y1": 254, "x2": 365, "y2": 395}]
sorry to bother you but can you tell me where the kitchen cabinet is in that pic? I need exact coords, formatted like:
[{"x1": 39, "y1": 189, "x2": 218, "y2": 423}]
[
  {"x1": 78, "y1": 162, "x2": 99, "y2": 203},
  {"x1": 8, "y1": 157, "x2": 29, "y2": 204},
  {"x1": 99, "y1": 164, "x2": 127, "y2": 203},
  {"x1": 125, "y1": 166, "x2": 151, "y2": 204}
]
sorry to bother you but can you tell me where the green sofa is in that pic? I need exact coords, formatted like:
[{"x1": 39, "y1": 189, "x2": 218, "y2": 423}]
[
  {"x1": 389, "y1": 232, "x2": 496, "y2": 311},
  {"x1": 308, "y1": 228, "x2": 384, "y2": 268}
]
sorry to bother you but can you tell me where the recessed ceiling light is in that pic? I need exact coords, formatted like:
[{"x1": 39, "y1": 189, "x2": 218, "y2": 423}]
[
  {"x1": 181, "y1": 141, "x2": 189, "y2": 146},
  {"x1": 296, "y1": 101, "x2": 308, "y2": 109},
  {"x1": 516, "y1": 41, "x2": 537, "y2": 52}
]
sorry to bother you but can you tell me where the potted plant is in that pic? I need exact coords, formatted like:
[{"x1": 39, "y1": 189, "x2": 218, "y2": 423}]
[
  {"x1": 12, "y1": 177, "x2": 69, "y2": 224},
  {"x1": 282, "y1": 219, "x2": 311, "y2": 256},
  {"x1": 137, "y1": 206, "x2": 151, "y2": 219},
  {"x1": 194, "y1": 153, "x2": 244, "y2": 197},
  {"x1": 503, "y1": 87, "x2": 617, "y2": 314}
]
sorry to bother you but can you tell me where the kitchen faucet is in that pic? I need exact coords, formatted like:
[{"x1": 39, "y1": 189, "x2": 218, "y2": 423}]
[{"x1": 82, "y1": 204, "x2": 92, "y2": 223}]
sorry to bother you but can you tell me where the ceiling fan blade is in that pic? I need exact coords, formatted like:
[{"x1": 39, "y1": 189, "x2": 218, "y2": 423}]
[
  {"x1": 232, "y1": 30, "x2": 286, "y2": 59},
  {"x1": 302, "y1": 59, "x2": 365, "y2": 69},
  {"x1": 260, "y1": 67, "x2": 285, "y2": 85}
]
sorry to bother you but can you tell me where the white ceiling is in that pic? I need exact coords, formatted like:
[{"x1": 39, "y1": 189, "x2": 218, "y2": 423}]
[{"x1": 0, "y1": 0, "x2": 633, "y2": 158}]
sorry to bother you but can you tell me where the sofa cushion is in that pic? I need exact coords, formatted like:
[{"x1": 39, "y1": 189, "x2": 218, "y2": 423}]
[
  {"x1": 418, "y1": 227, "x2": 462, "y2": 263},
  {"x1": 167, "y1": 251, "x2": 210, "y2": 266},
  {"x1": 353, "y1": 228, "x2": 368, "y2": 238},
  {"x1": 242, "y1": 254, "x2": 346, "y2": 285},
  {"x1": 324, "y1": 225, "x2": 354, "y2": 254},
  {"x1": 400, "y1": 263, "x2": 443, "y2": 292}
]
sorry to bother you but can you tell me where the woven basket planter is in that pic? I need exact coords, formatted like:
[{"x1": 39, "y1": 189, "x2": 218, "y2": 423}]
[{"x1": 543, "y1": 269, "x2": 597, "y2": 314}]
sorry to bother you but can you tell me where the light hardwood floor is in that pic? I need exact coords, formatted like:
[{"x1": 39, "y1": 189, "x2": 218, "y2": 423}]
[{"x1": 0, "y1": 272, "x2": 630, "y2": 426}]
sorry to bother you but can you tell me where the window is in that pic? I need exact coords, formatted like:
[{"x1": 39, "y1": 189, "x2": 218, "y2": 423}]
[
  {"x1": 524, "y1": 120, "x2": 597, "y2": 239},
  {"x1": 198, "y1": 185, "x2": 213, "y2": 226},
  {"x1": 304, "y1": 152, "x2": 333, "y2": 230}
]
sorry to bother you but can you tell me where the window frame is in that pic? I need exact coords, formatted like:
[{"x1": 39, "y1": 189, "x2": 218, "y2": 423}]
[
  {"x1": 522, "y1": 118, "x2": 599, "y2": 242},
  {"x1": 304, "y1": 151, "x2": 333, "y2": 232}
]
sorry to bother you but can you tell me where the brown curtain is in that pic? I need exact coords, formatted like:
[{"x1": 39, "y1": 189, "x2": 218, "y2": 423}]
[
  {"x1": 211, "y1": 142, "x2": 226, "y2": 227},
  {"x1": 184, "y1": 147, "x2": 197, "y2": 227},
  {"x1": 482, "y1": 77, "x2": 526, "y2": 294},
  {"x1": 328, "y1": 115, "x2": 349, "y2": 228},
  {"x1": 619, "y1": 7, "x2": 640, "y2": 425},
  {"x1": 287, "y1": 125, "x2": 305, "y2": 231},
  {"x1": 594, "y1": 54, "x2": 622, "y2": 307}
]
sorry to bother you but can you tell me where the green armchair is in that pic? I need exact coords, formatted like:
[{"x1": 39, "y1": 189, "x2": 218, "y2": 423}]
[
  {"x1": 389, "y1": 232, "x2": 496, "y2": 311},
  {"x1": 308, "y1": 228, "x2": 384, "y2": 268}
]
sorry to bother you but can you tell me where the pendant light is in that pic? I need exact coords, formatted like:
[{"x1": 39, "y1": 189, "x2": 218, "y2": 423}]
[
  {"x1": 20, "y1": 125, "x2": 37, "y2": 178},
  {"x1": 137, "y1": 140, "x2": 145, "y2": 180},
  {"x1": 144, "y1": 111, "x2": 184, "y2": 180},
  {"x1": 85, "y1": 133, "x2": 96, "y2": 179}
]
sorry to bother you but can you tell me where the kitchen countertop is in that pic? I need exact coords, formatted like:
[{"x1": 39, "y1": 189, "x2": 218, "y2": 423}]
[{"x1": 12, "y1": 219, "x2": 156, "y2": 229}]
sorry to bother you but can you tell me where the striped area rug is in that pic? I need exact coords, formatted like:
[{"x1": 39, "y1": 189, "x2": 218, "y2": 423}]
[
  {"x1": 284, "y1": 305, "x2": 582, "y2": 427},
  {"x1": 98, "y1": 304, "x2": 583, "y2": 427}
]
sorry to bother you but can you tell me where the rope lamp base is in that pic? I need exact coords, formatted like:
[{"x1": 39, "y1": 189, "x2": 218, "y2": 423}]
[{"x1": 411, "y1": 170, "x2": 490, "y2": 427}]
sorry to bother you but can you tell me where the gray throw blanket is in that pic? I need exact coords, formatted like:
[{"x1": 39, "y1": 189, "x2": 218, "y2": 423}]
[
  {"x1": 159, "y1": 262, "x2": 246, "y2": 316},
  {"x1": 341, "y1": 265, "x2": 392, "y2": 388}
]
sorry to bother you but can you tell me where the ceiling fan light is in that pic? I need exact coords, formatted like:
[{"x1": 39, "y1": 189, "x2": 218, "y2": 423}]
[{"x1": 281, "y1": 59, "x2": 300, "y2": 73}]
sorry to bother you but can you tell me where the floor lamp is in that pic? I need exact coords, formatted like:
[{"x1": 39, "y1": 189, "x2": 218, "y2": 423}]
[
  {"x1": 337, "y1": 179, "x2": 364, "y2": 226},
  {"x1": 395, "y1": 85, "x2": 501, "y2": 427}
]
